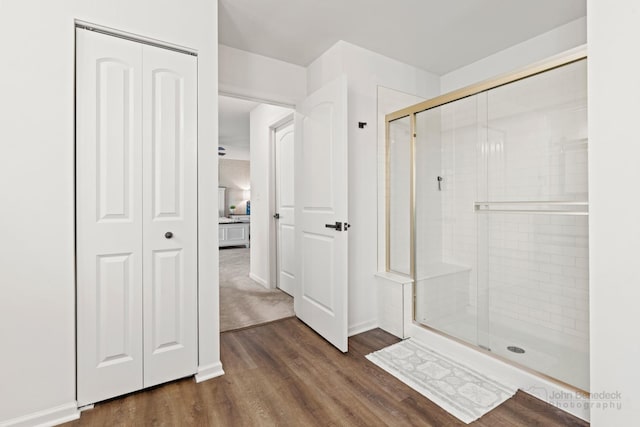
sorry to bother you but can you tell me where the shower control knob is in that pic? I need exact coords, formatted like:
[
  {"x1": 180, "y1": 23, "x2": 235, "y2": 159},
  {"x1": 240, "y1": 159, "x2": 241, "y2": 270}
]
[{"x1": 165, "y1": 231, "x2": 173, "y2": 239}]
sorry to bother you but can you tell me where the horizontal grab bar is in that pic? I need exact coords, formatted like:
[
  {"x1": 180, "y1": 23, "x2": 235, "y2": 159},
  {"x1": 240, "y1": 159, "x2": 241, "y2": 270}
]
[
  {"x1": 474, "y1": 201, "x2": 589, "y2": 216},
  {"x1": 475, "y1": 209, "x2": 588, "y2": 216},
  {"x1": 474, "y1": 200, "x2": 588, "y2": 206}
]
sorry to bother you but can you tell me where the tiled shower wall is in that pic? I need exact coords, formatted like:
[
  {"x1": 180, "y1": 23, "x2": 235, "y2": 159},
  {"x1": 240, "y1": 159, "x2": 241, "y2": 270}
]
[
  {"x1": 486, "y1": 213, "x2": 589, "y2": 345},
  {"x1": 440, "y1": 97, "x2": 480, "y2": 297},
  {"x1": 415, "y1": 59, "x2": 588, "y2": 350},
  {"x1": 483, "y1": 60, "x2": 588, "y2": 348}
]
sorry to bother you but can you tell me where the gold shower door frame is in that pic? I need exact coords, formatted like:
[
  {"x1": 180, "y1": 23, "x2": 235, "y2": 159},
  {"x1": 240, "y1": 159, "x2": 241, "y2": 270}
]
[{"x1": 384, "y1": 46, "x2": 588, "y2": 393}]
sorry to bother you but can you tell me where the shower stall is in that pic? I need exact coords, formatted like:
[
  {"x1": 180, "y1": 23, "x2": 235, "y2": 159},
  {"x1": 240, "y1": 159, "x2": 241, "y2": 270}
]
[{"x1": 386, "y1": 52, "x2": 588, "y2": 391}]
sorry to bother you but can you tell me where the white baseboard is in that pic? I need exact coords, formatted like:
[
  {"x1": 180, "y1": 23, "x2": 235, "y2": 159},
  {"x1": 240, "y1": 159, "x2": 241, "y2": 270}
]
[
  {"x1": 195, "y1": 361, "x2": 225, "y2": 383},
  {"x1": 348, "y1": 319, "x2": 379, "y2": 337},
  {"x1": 1, "y1": 401, "x2": 79, "y2": 427},
  {"x1": 406, "y1": 323, "x2": 590, "y2": 422},
  {"x1": 249, "y1": 273, "x2": 269, "y2": 289}
]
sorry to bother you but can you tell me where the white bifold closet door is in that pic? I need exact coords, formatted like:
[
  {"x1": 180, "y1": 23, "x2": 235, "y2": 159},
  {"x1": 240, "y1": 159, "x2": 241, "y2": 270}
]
[{"x1": 76, "y1": 29, "x2": 197, "y2": 406}]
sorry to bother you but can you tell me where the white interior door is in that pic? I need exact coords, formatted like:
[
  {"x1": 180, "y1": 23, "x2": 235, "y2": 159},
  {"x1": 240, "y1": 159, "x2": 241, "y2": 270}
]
[
  {"x1": 142, "y1": 44, "x2": 198, "y2": 387},
  {"x1": 76, "y1": 29, "x2": 144, "y2": 405},
  {"x1": 77, "y1": 29, "x2": 198, "y2": 405},
  {"x1": 294, "y1": 75, "x2": 349, "y2": 352},
  {"x1": 275, "y1": 122, "x2": 296, "y2": 296}
]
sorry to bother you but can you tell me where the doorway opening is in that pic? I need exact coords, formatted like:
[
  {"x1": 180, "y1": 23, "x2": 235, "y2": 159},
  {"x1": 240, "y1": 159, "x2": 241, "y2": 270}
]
[{"x1": 218, "y1": 94, "x2": 295, "y2": 332}]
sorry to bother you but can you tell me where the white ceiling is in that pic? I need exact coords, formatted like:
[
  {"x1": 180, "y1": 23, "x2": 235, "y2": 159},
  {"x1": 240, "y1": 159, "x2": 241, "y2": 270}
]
[
  {"x1": 219, "y1": 0, "x2": 586, "y2": 75},
  {"x1": 218, "y1": 95, "x2": 258, "y2": 150},
  {"x1": 218, "y1": 1, "x2": 586, "y2": 150}
]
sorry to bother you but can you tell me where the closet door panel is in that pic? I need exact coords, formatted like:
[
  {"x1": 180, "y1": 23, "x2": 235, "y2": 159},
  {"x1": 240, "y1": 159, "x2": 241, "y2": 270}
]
[
  {"x1": 142, "y1": 44, "x2": 198, "y2": 387},
  {"x1": 151, "y1": 249, "x2": 184, "y2": 349},
  {"x1": 76, "y1": 29, "x2": 144, "y2": 406}
]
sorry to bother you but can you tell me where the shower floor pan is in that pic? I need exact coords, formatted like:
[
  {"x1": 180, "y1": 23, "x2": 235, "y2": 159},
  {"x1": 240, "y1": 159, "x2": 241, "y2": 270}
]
[{"x1": 421, "y1": 312, "x2": 589, "y2": 391}]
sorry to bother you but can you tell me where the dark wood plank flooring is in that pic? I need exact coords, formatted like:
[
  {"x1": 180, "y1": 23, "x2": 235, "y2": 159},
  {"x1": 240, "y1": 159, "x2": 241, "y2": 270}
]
[{"x1": 65, "y1": 317, "x2": 588, "y2": 426}]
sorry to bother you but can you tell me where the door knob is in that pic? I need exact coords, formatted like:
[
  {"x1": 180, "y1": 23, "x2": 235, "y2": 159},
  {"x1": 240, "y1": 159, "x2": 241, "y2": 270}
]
[{"x1": 165, "y1": 231, "x2": 173, "y2": 239}]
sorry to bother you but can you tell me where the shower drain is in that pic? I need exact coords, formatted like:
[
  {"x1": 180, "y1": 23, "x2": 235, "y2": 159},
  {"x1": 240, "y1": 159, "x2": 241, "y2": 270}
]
[{"x1": 507, "y1": 346, "x2": 525, "y2": 354}]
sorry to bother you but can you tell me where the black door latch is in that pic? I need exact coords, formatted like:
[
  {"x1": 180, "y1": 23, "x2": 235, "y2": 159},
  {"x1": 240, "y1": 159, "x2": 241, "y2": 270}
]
[{"x1": 325, "y1": 221, "x2": 343, "y2": 231}]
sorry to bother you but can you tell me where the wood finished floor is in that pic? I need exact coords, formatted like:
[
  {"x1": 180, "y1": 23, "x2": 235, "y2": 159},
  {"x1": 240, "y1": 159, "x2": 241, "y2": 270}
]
[{"x1": 65, "y1": 318, "x2": 588, "y2": 426}]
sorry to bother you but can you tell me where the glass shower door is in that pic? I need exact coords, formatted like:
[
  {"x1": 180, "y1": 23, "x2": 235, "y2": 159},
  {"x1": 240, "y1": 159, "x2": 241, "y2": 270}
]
[
  {"x1": 479, "y1": 59, "x2": 589, "y2": 390},
  {"x1": 388, "y1": 116, "x2": 412, "y2": 275},
  {"x1": 406, "y1": 55, "x2": 588, "y2": 391},
  {"x1": 414, "y1": 95, "x2": 483, "y2": 346}
]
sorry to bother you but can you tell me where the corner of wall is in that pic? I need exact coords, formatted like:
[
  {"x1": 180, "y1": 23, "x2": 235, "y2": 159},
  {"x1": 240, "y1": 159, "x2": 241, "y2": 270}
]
[
  {"x1": 306, "y1": 41, "x2": 346, "y2": 95},
  {"x1": 195, "y1": 361, "x2": 225, "y2": 383},
  {"x1": 440, "y1": 16, "x2": 587, "y2": 93},
  {"x1": 348, "y1": 319, "x2": 379, "y2": 337},
  {"x1": 219, "y1": 44, "x2": 306, "y2": 105},
  {"x1": 306, "y1": 40, "x2": 441, "y2": 339}
]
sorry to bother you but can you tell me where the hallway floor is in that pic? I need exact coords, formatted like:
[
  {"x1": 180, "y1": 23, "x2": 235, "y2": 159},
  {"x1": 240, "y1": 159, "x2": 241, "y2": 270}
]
[{"x1": 219, "y1": 247, "x2": 294, "y2": 332}]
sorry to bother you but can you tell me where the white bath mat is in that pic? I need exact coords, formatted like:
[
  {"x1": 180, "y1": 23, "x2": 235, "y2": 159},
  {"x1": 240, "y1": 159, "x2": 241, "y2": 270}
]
[{"x1": 366, "y1": 338, "x2": 516, "y2": 424}]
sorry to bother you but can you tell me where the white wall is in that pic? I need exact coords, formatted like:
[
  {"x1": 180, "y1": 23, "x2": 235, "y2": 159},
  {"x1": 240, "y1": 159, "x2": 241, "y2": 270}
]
[
  {"x1": 306, "y1": 43, "x2": 344, "y2": 94},
  {"x1": 220, "y1": 145, "x2": 250, "y2": 161},
  {"x1": 0, "y1": 1, "x2": 218, "y2": 425},
  {"x1": 588, "y1": 1, "x2": 640, "y2": 424},
  {"x1": 307, "y1": 41, "x2": 440, "y2": 334},
  {"x1": 218, "y1": 45, "x2": 303, "y2": 286},
  {"x1": 249, "y1": 104, "x2": 294, "y2": 287},
  {"x1": 441, "y1": 17, "x2": 586, "y2": 93},
  {"x1": 220, "y1": 40, "x2": 439, "y2": 332},
  {"x1": 219, "y1": 44, "x2": 307, "y2": 106}
]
